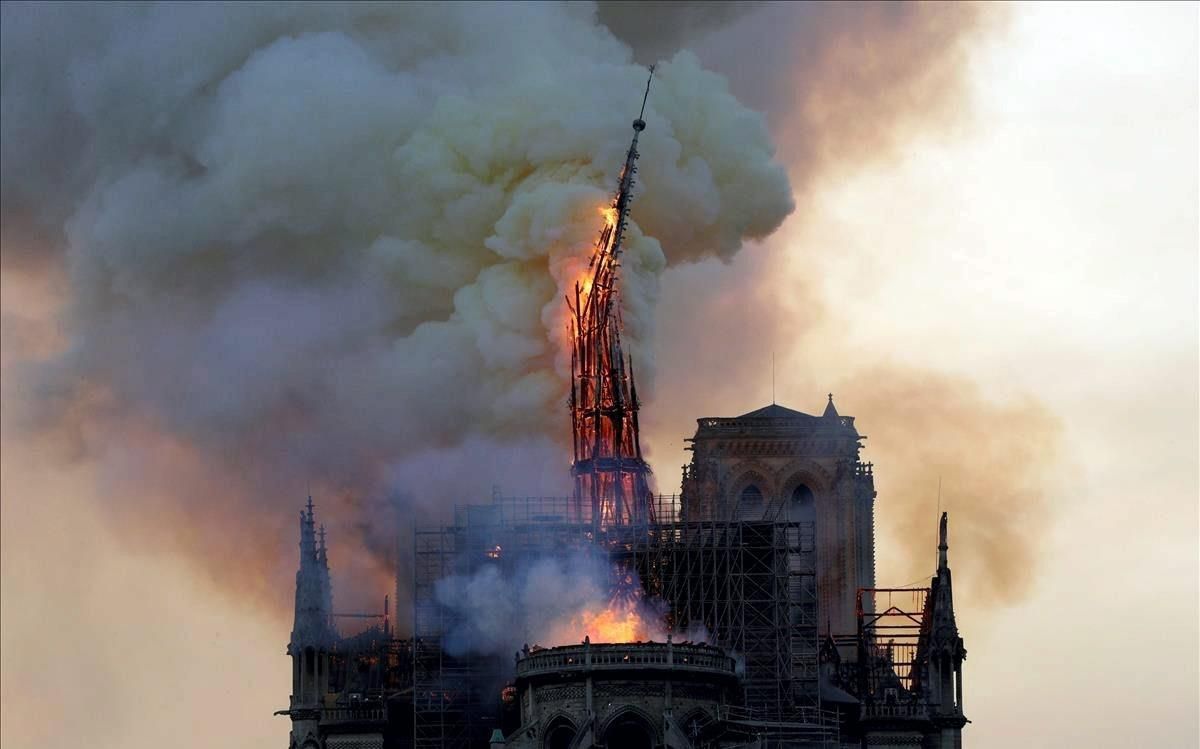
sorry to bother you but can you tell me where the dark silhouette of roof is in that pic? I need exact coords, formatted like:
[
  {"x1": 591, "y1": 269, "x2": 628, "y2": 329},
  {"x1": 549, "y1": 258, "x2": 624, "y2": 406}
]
[{"x1": 737, "y1": 403, "x2": 816, "y2": 419}]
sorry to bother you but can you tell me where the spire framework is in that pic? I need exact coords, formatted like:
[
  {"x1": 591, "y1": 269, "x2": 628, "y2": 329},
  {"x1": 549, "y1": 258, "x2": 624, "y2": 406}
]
[{"x1": 568, "y1": 68, "x2": 656, "y2": 529}]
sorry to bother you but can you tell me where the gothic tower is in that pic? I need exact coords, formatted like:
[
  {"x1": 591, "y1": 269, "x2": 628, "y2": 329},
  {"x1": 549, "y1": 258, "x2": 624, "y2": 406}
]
[
  {"x1": 680, "y1": 396, "x2": 877, "y2": 639},
  {"x1": 921, "y1": 512, "x2": 968, "y2": 748},
  {"x1": 286, "y1": 498, "x2": 336, "y2": 749}
]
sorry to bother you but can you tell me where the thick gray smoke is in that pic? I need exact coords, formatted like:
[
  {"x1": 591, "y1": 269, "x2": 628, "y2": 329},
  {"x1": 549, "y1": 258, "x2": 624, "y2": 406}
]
[
  {"x1": 437, "y1": 553, "x2": 641, "y2": 656},
  {"x1": 435, "y1": 552, "x2": 711, "y2": 657},
  {"x1": 0, "y1": 2, "x2": 792, "y2": 613}
]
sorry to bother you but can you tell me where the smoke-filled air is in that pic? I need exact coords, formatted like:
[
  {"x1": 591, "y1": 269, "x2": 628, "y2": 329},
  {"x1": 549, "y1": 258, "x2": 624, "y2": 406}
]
[
  {"x1": 1, "y1": 3, "x2": 793, "y2": 614},
  {"x1": 434, "y1": 553, "x2": 705, "y2": 658}
]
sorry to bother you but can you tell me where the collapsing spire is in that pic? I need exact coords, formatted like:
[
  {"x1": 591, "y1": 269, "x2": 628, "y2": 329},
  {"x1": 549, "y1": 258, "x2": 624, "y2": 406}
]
[{"x1": 568, "y1": 67, "x2": 656, "y2": 529}]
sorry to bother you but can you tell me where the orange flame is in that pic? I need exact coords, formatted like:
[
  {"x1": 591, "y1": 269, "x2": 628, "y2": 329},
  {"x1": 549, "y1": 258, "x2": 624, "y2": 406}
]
[
  {"x1": 574, "y1": 600, "x2": 658, "y2": 643},
  {"x1": 569, "y1": 205, "x2": 618, "y2": 301}
]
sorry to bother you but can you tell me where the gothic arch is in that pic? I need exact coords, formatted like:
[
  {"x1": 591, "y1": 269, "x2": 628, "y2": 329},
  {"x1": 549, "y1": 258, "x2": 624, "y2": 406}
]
[
  {"x1": 727, "y1": 465, "x2": 772, "y2": 521},
  {"x1": 726, "y1": 459, "x2": 778, "y2": 499},
  {"x1": 542, "y1": 713, "x2": 579, "y2": 749},
  {"x1": 676, "y1": 708, "x2": 716, "y2": 742},
  {"x1": 598, "y1": 705, "x2": 660, "y2": 749},
  {"x1": 775, "y1": 458, "x2": 834, "y2": 496}
]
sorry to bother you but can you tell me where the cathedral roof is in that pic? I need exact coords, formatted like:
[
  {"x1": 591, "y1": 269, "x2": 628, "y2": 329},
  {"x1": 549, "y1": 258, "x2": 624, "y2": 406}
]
[{"x1": 737, "y1": 403, "x2": 816, "y2": 419}]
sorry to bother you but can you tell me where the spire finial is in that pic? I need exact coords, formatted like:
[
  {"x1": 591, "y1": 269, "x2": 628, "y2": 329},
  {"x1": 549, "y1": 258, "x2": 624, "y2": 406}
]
[
  {"x1": 634, "y1": 65, "x2": 655, "y2": 129},
  {"x1": 822, "y1": 393, "x2": 839, "y2": 418},
  {"x1": 772, "y1": 351, "x2": 776, "y2": 405},
  {"x1": 938, "y1": 511, "x2": 949, "y2": 571}
]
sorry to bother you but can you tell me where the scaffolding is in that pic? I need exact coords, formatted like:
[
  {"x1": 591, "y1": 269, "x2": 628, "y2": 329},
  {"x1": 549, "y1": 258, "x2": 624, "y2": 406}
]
[
  {"x1": 413, "y1": 494, "x2": 836, "y2": 749},
  {"x1": 855, "y1": 587, "x2": 931, "y2": 712}
]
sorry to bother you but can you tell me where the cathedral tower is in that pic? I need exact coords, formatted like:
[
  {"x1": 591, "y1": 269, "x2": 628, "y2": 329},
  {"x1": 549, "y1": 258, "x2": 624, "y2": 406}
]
[
  {"x1": 286, "y1": 498, "x2": 336, "y2": 749},
  {"x1": 922, "y1": 512, "x2": 968, "y2": 748},
  {"x1": 680, "y1": 396, "x2": 877, "y2": 638}
]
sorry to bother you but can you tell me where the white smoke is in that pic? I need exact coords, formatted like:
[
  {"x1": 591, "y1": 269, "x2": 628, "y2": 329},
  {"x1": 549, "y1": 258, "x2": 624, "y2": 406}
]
[
  {"x1": 1, "y1": 2, "x2": 792, "y2": 608},
  {"x1": 435, "y1": 553, "x2": 613, "y2": 656},
  {"x1": 434, "y1": 551, "x2": 710, "y2": 657}
]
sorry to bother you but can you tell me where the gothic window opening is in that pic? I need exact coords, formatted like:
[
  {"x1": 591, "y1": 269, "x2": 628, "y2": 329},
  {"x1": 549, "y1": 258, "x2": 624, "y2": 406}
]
[
  {"x1": 603, "y1": 711, "x2": 656, "y2": 749},
  {"x1": 738, "y1": 484, "x2": 764, "y2": 520},
  {"x1": 543, "y1": 717, "x2": 577, "y2": 749},
  {"x1": 789, "y1": 483, "x2": 815, "y2": 523}
]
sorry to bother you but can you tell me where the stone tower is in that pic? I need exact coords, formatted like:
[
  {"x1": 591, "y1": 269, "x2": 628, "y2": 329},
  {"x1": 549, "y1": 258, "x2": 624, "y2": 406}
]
[
  {"x1": 924, "y1": 512, "x2": 968, "y2": 748},
  {"x1": 286, "y1": 498, "x2": 336, "y2": 749},
  {"x1": 680, "y1": 396, "x2": 877, "y2": 638}
]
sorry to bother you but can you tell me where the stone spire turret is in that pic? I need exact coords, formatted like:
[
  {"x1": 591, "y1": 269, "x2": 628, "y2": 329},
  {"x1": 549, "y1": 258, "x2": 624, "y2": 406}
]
[
  {"x1": 924, "y1": 512, "x2": 967, "y2": 741},
  {"x1": 286, "y1": 498, "x2": 336, "y2": 749},
  {"x1": 291, "y1": 497, "x2": 335, "y2": 648}
]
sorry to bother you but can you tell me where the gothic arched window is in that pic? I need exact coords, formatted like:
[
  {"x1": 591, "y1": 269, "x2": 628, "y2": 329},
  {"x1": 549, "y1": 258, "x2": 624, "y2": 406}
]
[
  {"x1": 602, "y1": 710, "x2": 656, "y2": 749},
  {"x1": 738, "y1": 484, "x2": 764, "y2": 519},
  {"x1": 789, "y1": 483, "x2": 815, "y2": 523},
  {"x1": 741, "y1": 484, "x2": 764, "y2": 504},
  {"x1": 544, "y1": 716, "x2": 578, "y2": 749}
]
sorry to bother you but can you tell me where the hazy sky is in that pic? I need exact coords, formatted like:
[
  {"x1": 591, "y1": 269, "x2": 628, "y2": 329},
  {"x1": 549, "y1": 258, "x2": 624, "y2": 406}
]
[{"x1": 2, "y1": 3, "x2": 1197, "y2": 748}]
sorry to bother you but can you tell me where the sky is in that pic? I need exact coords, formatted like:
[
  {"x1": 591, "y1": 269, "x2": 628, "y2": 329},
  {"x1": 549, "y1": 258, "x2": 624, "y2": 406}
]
[{"x1": 2, "y1": 3, "x2": 1198, "y2": 748}]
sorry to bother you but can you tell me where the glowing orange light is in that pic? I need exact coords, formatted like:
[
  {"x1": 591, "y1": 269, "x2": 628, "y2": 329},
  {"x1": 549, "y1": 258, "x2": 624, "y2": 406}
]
[{"x1": 574, "y1": 601, "x2": 654, "y2": 643}]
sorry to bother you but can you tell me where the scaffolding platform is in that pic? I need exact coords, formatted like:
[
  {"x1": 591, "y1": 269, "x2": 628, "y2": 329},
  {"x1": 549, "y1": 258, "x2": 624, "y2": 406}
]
[{"x1": 413, "y1": 495, "x2": 836, "y2": 748}]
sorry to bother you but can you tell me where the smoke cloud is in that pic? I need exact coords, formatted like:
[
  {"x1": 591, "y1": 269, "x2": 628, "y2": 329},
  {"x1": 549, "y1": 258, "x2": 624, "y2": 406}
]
[
  {"x1": 434, "y1": 553, "x2": 690, "y2": 657},
  {"x1": 435, "y1": 554, "x2": 608, "y2": 657},
  {"x1": 638, "y1": 2, "x2": 1055, "y2": 609},
  {"x1": 1, "y1": 2, "x2": 794, "y2": 615},
  {"x1": 835, "y1": 367, "x2": 1061, "y2": 605},
  {"x1": 0, "y1": 1, "x2": 1026, "y2": 626}
]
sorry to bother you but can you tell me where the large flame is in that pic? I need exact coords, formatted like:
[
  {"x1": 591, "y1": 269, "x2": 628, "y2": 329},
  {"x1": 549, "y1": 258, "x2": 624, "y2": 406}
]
[
  {"x1": 581, "y1": 205, "x2": 619, "y2": 295},
  {"x1": 600, "y1": 205, "x2": 619, "y2": 230},
  {"x1": 575, "y1": 600, "x2": 658, "y2": 643},
  {"x1": 561, "y1": 203, "x2": 620, "y2": 349},
  {"x1": 539, "y1": 591, "x2": 667, "y2": 647}
]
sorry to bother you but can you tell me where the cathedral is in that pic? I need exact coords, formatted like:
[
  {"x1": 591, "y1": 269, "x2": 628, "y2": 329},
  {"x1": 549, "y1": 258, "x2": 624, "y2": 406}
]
[
  {"x1": 278, "y1": 76, "x2": 968, "y2": 749},
  {"x1": 280, "y1": 398, "x2": 968, "y2": 749}
]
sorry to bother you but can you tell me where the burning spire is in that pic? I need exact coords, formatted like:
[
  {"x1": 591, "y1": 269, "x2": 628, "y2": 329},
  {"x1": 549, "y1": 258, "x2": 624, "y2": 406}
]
[{"x1": 568, "y1": 68, "x2": 657, "y2": 529}]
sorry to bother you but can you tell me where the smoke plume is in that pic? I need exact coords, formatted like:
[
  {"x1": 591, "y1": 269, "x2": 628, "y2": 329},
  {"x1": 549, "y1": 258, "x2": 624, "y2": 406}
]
[
  {"x1": 836, "y1": 367, "x2": 1062, "y2": 605},
  {"x1": 434, "y1": 553, "x2": 692, "y2": 657},
  {"x1": 1, "y1": 2, "x2": 794, "y2": 616},
  {"x1": 0, "y1": 1, "x2": 1025, "y2": 623},
  {"x1": 638, "y1": 1, "x2": 1056, "y2": 610}
]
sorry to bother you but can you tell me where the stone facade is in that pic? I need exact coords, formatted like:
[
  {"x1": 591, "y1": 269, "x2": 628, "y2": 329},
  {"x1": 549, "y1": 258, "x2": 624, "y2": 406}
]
[
  {"x1": 681, "y1": 399, "x2": 876, "y2": 639},
  {"x1": 504, "y1": 640, "x2": 737, "y2": 749},
  {"x1": 282, "y1": 398, "x2": 969, "y2": 748}
]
